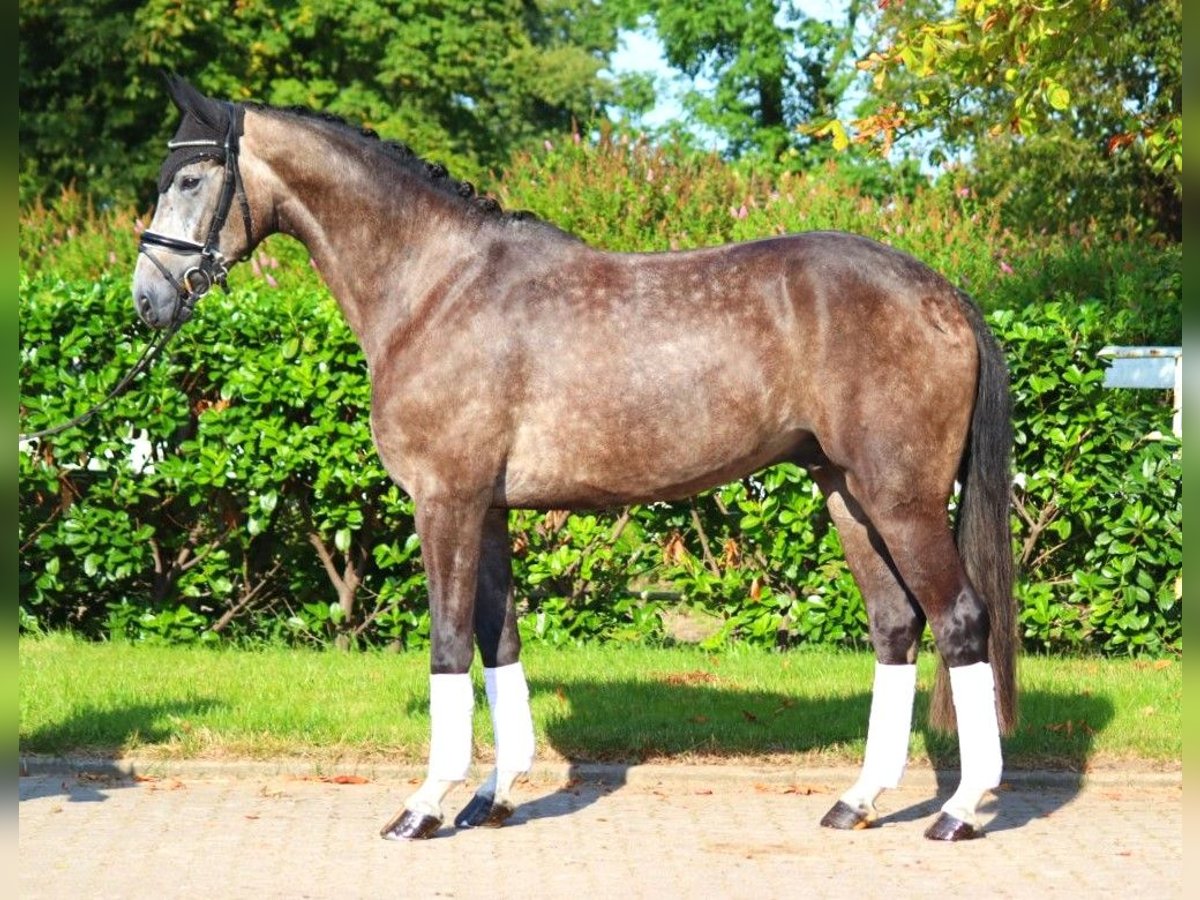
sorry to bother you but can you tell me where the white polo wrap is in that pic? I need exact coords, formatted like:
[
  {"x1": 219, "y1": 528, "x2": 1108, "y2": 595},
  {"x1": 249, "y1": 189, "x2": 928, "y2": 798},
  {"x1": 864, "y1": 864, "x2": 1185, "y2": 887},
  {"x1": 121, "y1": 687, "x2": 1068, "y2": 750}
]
[
  {"x1": 426, "y1": 673, "x2": 475, "y2": 782},
  {"x1": 947, "y1": 661, "x2": 1003, "y2": 791},
  {"x1": 484, "y1": 662, "x2": 536, "y2": 774},
  {"x1": 860, "y1": 662, "x2": 917, "y2": 789}
]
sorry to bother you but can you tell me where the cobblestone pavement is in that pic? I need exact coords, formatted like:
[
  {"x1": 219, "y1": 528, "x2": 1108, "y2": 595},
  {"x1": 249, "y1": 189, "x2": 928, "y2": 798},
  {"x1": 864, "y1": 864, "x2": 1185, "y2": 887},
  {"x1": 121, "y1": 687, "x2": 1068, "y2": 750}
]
[{"x1": 18, "y1": 760, "x2": 1180, "y2": 899}]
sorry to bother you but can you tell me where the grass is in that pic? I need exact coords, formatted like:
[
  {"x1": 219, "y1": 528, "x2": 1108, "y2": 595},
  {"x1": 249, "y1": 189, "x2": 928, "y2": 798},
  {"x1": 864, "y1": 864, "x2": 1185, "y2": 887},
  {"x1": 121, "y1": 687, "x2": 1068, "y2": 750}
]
[{"x1": 19, "y1": 634, "x2": 1181, "y2": 772}]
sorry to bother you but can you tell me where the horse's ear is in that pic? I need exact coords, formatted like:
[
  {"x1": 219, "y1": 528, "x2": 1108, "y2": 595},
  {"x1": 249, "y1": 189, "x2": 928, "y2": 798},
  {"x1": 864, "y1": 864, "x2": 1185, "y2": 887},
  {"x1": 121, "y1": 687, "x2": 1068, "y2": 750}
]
[{"x1": 162, "y1": 72, "x2": 227, "y2": 127}]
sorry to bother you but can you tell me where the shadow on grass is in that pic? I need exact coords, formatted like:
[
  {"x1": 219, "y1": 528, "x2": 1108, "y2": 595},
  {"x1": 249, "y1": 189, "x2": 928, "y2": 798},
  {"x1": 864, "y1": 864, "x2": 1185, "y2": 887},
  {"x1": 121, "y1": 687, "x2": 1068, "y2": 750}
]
[
  {"x1": 510, "y1": 677, "x2": 1114, "y2": 835},
  {"x1": 19, "y1": 698, "x2": 222, "y2": 803}
]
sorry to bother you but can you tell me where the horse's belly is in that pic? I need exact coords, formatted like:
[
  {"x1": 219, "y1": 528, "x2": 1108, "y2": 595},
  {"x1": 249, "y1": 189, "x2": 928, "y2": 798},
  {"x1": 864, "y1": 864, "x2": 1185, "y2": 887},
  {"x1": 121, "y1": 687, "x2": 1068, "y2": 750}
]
[
  {"x1": 497, "y1": 323, "x2": 813, "y2": 506},
  {"x1": 499, "y1": 398, "x2": 809, "y2": 508}
]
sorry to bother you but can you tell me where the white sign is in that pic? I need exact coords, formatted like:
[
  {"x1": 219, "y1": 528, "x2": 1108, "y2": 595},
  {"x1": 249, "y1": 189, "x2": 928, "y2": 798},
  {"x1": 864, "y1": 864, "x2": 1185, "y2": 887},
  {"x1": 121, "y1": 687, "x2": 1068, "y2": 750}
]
[{"x1": 1098, "y1": 346, "x2": 1182, "y2": 437}]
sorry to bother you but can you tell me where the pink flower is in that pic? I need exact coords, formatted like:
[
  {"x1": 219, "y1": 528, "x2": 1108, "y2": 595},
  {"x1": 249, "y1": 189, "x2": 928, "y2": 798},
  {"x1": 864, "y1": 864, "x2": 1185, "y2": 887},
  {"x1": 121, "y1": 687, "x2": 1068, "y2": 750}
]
[
  {"x1": 543, "y1": 139, "x2": 554, "y2": 151},
  {"x1": 730, "y1": 204, "x2": 749, "y2": 220},
  {"x1": 999, "y1": 260, "x2": 1013, "y2": 275},
  {"x1": 958, "y1": 187, "x2": 970, "y2": 198},
  {"x1": 265, "y1": 273, "x2": 278, "y2": 288}
]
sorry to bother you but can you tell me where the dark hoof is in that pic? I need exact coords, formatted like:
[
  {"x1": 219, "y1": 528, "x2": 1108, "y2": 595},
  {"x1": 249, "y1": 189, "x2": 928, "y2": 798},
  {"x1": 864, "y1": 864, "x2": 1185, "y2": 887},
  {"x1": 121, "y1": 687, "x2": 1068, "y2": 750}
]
[
  {"x1": 380, "y1": 808, "x2": 443, "y2": 841},
  {"x1": 924, "y1": 812, "x2": 983, "y2": 841},
  {"x1": 820, "y1": 800, "x2": 874, "y2": 831},
  {"x1": 455, "y1": 792, "x2": 515, "y2": 829}
]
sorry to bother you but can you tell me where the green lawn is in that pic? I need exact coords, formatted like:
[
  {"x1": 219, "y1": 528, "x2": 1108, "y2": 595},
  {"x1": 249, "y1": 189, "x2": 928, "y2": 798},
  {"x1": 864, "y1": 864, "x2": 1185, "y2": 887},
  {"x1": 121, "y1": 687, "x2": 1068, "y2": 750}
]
[{"x1": 19, "y1": 634, "x2": 1181, "y2": 771}]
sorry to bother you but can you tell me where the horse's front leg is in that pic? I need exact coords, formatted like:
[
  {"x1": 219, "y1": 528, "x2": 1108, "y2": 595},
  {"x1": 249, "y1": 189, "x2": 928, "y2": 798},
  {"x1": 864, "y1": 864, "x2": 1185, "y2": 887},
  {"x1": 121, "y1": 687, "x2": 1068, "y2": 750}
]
[
  {"x1": 381, "y1": 496, "x2": 489, "y2": 841},
  {"x1": 455, "y1": 509, "x2": 534, "y2": 829}
]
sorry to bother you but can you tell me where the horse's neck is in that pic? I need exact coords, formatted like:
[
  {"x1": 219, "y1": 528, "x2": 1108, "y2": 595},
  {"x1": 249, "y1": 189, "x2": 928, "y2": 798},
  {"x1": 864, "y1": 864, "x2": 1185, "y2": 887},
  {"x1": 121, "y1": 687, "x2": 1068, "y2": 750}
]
[{"x1": 245, "y1": 112, "x2": 481, "y2": 359}]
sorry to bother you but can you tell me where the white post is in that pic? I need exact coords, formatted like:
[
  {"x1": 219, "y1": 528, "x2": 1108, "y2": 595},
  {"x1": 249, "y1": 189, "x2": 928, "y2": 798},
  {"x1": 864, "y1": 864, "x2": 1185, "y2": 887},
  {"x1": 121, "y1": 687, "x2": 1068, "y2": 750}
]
[
  {"x1": 1173, "y1": 352, "x2": 1182, "y2": 439},
  {"x1": 1097, "y1": 345, "x2": 1182, "y2": 439},
  {"x1": 1097, "y1": 346, "x2": 1182, "y2": 599}
]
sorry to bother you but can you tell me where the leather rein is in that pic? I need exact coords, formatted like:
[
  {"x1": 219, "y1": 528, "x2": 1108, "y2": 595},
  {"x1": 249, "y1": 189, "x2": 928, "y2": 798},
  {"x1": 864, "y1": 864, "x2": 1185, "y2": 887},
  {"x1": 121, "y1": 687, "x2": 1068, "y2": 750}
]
[{"x1": 19, "y1": 104, "x2": 252, "y2": 443}]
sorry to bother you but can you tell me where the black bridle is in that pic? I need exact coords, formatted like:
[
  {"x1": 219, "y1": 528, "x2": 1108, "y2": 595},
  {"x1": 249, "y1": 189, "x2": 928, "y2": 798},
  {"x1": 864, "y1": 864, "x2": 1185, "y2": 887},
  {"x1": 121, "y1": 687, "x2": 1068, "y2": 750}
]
[
  {"x1": 138, "y1": 101, "x2": 254, "y2": 324},
  {"x1": 18, "y1": 103, "x2": 252, "y2": 443}
]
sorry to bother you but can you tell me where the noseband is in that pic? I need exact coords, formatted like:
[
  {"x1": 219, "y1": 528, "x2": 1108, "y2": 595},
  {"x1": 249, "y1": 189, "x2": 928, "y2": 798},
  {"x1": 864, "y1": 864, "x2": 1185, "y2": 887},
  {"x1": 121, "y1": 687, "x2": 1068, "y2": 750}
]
[{"x1": 138, "y1": 102, "x2": 253, "y2": 324}]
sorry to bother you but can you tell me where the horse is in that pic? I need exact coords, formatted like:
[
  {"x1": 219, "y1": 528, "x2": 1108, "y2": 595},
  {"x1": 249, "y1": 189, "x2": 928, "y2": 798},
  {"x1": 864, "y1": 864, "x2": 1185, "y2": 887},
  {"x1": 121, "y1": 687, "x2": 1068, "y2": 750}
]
[{"x1": 132, "y1": 76, "x2": 1017, "y2": 843}]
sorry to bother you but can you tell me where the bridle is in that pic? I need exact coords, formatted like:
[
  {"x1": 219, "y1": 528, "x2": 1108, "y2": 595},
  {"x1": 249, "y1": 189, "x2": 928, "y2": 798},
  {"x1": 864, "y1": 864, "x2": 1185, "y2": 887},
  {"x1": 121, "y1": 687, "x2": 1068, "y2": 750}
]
[
  {"x1": 18, "y1": 103, "x2": 253, "y2": 443},
  {"x1": 138, "y1": 101, "x2": 254, "y2": 324}
]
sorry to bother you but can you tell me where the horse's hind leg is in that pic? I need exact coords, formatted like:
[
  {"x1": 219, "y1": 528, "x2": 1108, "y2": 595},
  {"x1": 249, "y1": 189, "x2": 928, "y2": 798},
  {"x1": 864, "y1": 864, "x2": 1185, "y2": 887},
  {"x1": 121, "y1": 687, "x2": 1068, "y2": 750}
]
[
  {"x1": 455, "y1": 508, "x2": 535, "y2": 829},
  {"x1": 855, "y1": 485, "x2": 1002, "y2": 841},
  {"x1": 810, "y1": 466, "x2": 924, "y2": 831}
]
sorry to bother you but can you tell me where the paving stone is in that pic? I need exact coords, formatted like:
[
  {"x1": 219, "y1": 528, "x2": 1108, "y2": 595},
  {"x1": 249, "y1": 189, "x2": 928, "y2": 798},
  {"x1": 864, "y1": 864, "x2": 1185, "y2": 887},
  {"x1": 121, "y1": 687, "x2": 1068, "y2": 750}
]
[{"x1": 18, "y1": 764, "x2": 1181, "y2": 899}]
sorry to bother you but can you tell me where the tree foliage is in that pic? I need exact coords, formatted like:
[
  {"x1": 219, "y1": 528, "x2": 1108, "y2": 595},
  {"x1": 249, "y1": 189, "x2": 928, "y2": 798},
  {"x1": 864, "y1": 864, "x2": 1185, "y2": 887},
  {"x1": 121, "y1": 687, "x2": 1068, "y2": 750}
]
[
  {"x1": 816, "y1": 0, "x2": 1182, "y2": 238},
  {"x1": 19, "y1": 0, "x2": 638, "y2": 206},
  {"x1": 617, "y1": 0, "x2": 869, "y2": 159}
]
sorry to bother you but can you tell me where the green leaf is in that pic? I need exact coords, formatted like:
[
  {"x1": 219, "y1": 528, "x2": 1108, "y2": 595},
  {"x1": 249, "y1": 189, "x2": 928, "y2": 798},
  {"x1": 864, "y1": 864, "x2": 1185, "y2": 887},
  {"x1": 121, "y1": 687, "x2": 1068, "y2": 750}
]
[{"x1": 1047, "y1": 84, "x2": 1070, "y2": 111}]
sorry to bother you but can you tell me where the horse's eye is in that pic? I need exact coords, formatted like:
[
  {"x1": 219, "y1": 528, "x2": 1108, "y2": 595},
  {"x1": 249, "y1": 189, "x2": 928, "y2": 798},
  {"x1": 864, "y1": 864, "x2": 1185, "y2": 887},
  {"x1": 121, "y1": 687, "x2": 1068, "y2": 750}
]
[{"x1": 179, "y1": 174, "x2": 202, "y2": 191}]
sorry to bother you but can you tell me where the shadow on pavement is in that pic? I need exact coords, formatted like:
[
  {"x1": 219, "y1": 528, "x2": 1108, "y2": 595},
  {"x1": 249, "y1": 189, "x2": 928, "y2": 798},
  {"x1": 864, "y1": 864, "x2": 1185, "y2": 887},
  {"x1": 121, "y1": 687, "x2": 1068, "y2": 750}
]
[
  {"x1": 19, "y1": 698, "x2": 222, "y2": 803},
  {"x1": 515, "y1": 676, "x2": 1114, "y2": 834},
  {"x1": 18, "y1": 764, "x2": 136, "y2": 804}
]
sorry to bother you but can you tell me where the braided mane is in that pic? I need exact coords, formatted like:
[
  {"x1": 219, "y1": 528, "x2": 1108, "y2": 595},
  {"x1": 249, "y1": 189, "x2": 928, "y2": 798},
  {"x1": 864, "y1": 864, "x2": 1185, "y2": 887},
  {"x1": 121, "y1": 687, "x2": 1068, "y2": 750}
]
[{"x1": 246, "y1": 101, "x2": 555, "y2": 230}]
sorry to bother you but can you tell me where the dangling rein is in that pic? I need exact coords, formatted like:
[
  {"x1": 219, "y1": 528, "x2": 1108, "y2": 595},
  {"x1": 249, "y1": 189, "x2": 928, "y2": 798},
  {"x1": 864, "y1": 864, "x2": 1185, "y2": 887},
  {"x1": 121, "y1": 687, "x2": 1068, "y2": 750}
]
[
  {"x1": 17, "y1": 233, "x2": 225, "y2": 442},
  {"x1": 17, "y1": 319, "x2": 186, "y2": 443}
]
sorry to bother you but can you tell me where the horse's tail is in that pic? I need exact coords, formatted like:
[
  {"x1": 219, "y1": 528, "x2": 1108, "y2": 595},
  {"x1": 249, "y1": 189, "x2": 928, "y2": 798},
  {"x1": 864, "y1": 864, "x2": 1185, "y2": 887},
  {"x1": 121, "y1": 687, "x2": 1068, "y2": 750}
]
[{"x1": 929, "y1": 292, "x2": 1018, "y2": 736}]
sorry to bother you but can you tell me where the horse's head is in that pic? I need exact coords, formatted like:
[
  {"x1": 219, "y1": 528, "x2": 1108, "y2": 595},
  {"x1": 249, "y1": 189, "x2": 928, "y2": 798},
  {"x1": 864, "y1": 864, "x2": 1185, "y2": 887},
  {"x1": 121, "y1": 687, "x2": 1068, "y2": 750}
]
[{"x1": 132, "y1": 75, "x2": 255, "y2": 329}]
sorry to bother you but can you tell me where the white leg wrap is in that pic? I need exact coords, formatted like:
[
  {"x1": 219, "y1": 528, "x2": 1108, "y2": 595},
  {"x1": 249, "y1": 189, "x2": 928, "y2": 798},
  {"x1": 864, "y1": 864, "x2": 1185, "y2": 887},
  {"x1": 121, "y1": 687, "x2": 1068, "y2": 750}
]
[
  {"x1": 841, "y1": 663, "x2": 916, "y2": 812},
  {"x1": 484, "y1": 662, "x2": 535, "y2": 774},
  {"x1": 942, "y1": 661, "x2": 1003, "y2": 823},
  {"x1": 426, "y1": 673, "x2": 475, "y2": 783},
  {"x1": 861, "y1": 662, "x2": 917, "y2": 788}
]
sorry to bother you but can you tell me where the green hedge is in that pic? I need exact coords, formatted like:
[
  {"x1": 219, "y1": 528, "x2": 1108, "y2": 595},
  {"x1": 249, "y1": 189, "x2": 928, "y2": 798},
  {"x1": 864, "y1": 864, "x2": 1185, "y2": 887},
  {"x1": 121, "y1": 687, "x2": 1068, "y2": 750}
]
[
  {"x1": 18, "y1": 147, "x2": 1181, "y2": 655},
  {"x1": 18, "y1": 275, "x2": 1180, "y2": 655}
]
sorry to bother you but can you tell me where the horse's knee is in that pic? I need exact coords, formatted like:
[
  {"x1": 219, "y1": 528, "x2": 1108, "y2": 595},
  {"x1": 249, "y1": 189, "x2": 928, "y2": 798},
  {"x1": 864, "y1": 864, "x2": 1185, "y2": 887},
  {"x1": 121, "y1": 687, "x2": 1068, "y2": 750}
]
[
  {"x1": 928, "y1": 587, "x2": 990, "y2": 667},
  {"x1": 868, "y1": 598, "x2": 926, "y2": 665},
  {"x1": 430, "y1": 632, "x2": 476, "y2": 674},
  {"x1": 474, "y1": 511, "x2": 520, "y2": 669}
]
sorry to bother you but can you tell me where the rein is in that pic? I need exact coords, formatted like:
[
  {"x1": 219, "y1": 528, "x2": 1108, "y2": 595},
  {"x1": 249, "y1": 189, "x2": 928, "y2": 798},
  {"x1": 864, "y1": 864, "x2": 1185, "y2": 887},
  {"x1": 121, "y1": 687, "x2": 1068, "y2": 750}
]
[
  {"x1": 18, "y1": 325, "x2": 182, "y2": 443},
  {"x1": 18, "y1": 102, "x2": 252, "y2": 444}
]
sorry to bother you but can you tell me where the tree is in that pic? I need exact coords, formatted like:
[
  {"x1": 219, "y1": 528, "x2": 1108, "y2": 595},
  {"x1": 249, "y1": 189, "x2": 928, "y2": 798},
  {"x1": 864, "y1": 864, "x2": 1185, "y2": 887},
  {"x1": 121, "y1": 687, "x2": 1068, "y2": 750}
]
[
  {"x1": 815, "y1": 0, "x2": 1182, "y2": 238},
  {"x1": 619, "y1": 0, "x2": 870, "y2": 159},
  {"x1": 19, "y1": 0, "x2": 637, "y2": 206}
]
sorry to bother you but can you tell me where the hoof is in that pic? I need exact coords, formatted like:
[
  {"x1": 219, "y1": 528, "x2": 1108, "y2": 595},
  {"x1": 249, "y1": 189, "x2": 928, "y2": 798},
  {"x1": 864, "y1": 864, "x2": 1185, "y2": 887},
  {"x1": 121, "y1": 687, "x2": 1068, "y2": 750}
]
[
  {"x1": 924, "y1": 812, "x2": 983, "y2": 841},
  {"x1": 380, "y1": 808, "x2": 443, "y2": 841},
  {"x1": 455, "y1": 792, "x2": 515, "y2": 829},
  {"x1": 820, "y1": 800, "x2": 874, "y2": 831}
]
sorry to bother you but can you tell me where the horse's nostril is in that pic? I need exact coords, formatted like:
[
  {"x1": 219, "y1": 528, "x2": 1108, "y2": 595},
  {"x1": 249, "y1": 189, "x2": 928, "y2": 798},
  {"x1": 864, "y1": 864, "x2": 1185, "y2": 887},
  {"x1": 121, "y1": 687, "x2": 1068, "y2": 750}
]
[{"x1": 137, "y1": 295, "x2": 157, "y2": 325}]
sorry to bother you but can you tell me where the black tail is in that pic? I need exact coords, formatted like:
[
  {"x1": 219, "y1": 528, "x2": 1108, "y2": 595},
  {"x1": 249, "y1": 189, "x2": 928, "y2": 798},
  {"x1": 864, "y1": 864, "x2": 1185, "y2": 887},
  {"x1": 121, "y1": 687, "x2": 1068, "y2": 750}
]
[{"x1": 929, "y1": 293, "x2": 1018, "y2": 736}]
